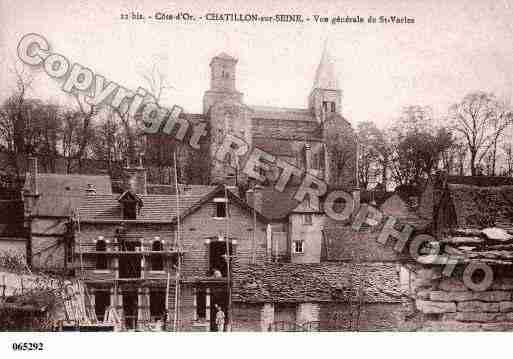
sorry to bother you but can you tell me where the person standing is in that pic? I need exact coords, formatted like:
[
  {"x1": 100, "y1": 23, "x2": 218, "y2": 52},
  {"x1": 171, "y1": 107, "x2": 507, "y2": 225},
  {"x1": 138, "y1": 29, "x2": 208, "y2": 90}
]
[{"x1": 215, "y1": 304, "x2": 225, "y2": 332}]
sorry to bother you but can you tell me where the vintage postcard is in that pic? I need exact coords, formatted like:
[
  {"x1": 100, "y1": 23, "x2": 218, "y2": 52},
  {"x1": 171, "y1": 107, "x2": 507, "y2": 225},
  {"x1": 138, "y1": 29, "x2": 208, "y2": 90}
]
[{"x1": 0, "y1": 0, "x2": 512, "y2": 357}]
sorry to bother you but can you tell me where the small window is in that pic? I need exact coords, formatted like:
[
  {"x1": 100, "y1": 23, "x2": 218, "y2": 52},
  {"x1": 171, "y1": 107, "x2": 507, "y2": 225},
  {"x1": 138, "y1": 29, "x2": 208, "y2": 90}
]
[
  {"x1": 330, "y1": 102, "x2": 336, "y2": 112},
  {"x1": 215, "y1": 202, "x2": 227, "y2": 218},
  {"x1": 95, "y1": 240, "x2": 108, "y2": 270},
  {"x1": 322, "y1": 101, "x2": 328, "y2": 113},
  {"x1": 302, "y1": 214, "x2": 313, "y2": 225},
  {"x1": 293, "y1": 240, "x2": 304, "y2": 254},
  {"x1": 151, "y1": 241, "x2": 164, "y2": 271}
]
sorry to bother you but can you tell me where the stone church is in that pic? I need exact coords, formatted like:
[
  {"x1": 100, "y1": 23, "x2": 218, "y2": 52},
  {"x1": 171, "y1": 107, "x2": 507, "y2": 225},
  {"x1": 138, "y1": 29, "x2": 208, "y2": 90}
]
[{"x1": 146, "y1": 47, "x2": 357, "y2": 192}]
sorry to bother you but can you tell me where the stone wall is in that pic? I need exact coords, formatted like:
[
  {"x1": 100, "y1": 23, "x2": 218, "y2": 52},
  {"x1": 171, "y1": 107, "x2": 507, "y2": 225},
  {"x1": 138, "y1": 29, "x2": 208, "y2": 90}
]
[
  {"x1": 231, "y1": 303, "x2": 262, "y2": 332},
  {"x1": 318, "y1": 302, "x2": 416, "y2": 331},
  {"x1": 411, "y1": 266, "x2": 513, "y2": 331}
]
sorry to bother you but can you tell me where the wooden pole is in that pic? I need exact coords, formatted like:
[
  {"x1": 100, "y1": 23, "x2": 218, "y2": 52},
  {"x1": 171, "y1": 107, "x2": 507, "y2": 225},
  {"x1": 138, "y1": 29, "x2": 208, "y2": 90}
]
[
  {"x1": 173, "y1": 151, "x2": 181, "y2": 332},
  {"x1": 165, "y1": 271, "x2": 170, "y2": 329},
  {"x1": 252, "y1": 187, "x2": 257, "y2": 264},
  {"x1": 224, "y1": 185, "x2": 232, "y2": 332}
]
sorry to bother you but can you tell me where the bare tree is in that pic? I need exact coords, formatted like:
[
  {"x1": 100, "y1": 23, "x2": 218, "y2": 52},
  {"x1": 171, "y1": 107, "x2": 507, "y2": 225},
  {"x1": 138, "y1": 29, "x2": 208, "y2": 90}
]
[
  {"x1": 91, "y1": 111, "x2": 127, "y2": 177},
  {"x1": 502, "y1": 142, "x2": 513, "y2": 176},
  {"x1": 450, "y1": 92, "x2": 513, "y2": 176},
  {"x1": 0, "y1": 64, "x2": 34, "y2": 179},
  {"x1": 357, "y1": 121, "x2": 389, "y2": 190},
  {"x1": 71, "y1": 94, "x2": 98, "y2": 172},
  {"x1": 388, "y1": 106, "x2": 454, "y2": 186}
]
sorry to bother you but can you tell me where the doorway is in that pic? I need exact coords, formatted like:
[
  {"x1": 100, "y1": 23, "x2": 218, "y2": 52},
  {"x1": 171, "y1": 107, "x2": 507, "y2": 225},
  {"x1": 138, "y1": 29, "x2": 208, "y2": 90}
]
[
  {"x1": 209, "y1": 241, "x2": 232, "y2": 277},
  {"x1": 209, "y1": 287, "x2": 229, "y2": 332},
  {"x1": 123, "y1": 291, "x2": 138, "y2": 329}
]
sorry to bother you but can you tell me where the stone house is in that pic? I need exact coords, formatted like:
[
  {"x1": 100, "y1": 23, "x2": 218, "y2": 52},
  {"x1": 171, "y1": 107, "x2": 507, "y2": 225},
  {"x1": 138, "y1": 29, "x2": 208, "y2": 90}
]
[
  {"x1": 22, "y1": 157, "x2": 113, "y2": 272},
  {"x1": 72, "y1": 165, "x2": 271, "y2": 331}
]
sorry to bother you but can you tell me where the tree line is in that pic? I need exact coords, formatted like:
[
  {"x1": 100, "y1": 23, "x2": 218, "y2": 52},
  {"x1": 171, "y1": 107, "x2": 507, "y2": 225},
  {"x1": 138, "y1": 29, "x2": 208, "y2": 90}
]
[
  {"x1": 1, "y1": 64, "x2": 512, "y2": 190},
  {"x1": 357, "y1": 92, "x2": 513, "y2": 190},
  {"x1": 0, "y1": 64, "x2": 190, "y2": 186}
]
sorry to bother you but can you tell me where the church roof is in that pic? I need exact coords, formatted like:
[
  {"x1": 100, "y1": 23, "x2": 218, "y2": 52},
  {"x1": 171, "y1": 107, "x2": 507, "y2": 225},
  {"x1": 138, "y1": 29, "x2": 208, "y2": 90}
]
[
  {"x1": 312, "y1": 45, "x2": 339, "y2": 90},
  {"x1": 213, "y1": 52, "x2": 237, "y2": 61},
  {"x1": 250, "y1": 106, "x2": 315, "y2": 122}
]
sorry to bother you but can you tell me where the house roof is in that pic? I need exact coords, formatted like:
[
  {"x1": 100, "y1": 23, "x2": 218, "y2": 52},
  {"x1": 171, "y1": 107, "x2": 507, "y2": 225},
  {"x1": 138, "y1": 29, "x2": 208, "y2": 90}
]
[
  {"x1": 146, "y1": 184, "x2": 224, "y2": 196},
  {"x1": 447, "y1": 184, "x2": 513, "y2": 228},
  {"x1": 25, "y1": 173, "x2": 112, "y2": 195},
  {"x1": 255, "y1": 186, "x2": 305, "y2": 220},
  {"x1": 78, "y1": 185, "x2": 269, "y2": 224},
  {"x1": 232, "y1": 261, "x2": 403, "y2": 304},
  {"x1": 78, "y1": 185, "x2": 218, "y2": 222},
  {"x1": 25, "y1": 174, "x2": 112, "y2": 217}
]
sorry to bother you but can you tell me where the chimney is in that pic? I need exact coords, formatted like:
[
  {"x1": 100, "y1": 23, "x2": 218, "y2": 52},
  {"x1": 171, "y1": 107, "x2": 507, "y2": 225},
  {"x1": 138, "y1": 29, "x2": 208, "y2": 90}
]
[
  {"x1": 304, "y1": 143, "x2": 311, "y2": 171},
  {"x1": 123, "y1": 156, "x2": 147, "y2": 195},
  {"x1": 246, "y1": 184, "x2": 263, "y2": 214},
  {"x1": 28, "y1": 156, "x2": 38, "y2": 195},
  {"x1": 352, "y1": 186, "x2": 361, "y2": 211}
]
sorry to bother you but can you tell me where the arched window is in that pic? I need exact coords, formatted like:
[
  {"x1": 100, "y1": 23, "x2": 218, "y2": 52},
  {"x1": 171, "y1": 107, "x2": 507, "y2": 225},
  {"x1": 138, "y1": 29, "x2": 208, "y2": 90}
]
[
  {"x1": 95, "y1": 240, "x2": 108, "y2": 270},
  {"x1": 151, "y1": 241, "x2": 164, "y2": 271}
]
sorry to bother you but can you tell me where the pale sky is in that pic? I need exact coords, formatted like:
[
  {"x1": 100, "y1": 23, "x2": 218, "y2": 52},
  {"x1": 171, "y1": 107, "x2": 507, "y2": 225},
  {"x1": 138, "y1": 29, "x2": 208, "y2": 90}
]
[{"x1": 1, "y1": 0, "x2": 512, "y2": 128}]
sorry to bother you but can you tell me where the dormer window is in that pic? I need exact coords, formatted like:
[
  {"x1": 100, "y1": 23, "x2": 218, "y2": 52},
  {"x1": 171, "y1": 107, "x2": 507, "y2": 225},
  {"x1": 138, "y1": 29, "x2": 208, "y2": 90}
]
[
  {"x1": 118, "y1": 191, "x2": 143, "y2": 220},
  {"x1": 123, "y1": 202, "x2": 137, "y2": 220}
]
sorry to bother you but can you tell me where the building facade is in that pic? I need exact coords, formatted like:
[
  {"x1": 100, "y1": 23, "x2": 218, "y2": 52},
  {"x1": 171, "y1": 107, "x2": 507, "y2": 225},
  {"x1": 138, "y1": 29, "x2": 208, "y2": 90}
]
[{"x1": 73, "y1": 167, "x2": 270, "y2": 331}]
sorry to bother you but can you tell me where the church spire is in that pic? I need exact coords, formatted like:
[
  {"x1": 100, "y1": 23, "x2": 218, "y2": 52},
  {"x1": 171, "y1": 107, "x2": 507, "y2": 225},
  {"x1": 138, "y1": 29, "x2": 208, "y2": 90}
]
[{"x1": 312, "y1": 40, "x2": 339, "y2": 91}]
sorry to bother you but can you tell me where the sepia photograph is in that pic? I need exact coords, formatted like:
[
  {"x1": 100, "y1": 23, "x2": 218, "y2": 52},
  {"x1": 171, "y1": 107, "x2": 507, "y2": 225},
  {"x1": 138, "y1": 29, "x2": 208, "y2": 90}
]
[{"x1": 0, "y1": 0, "x2": 512, "y2": 357}]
